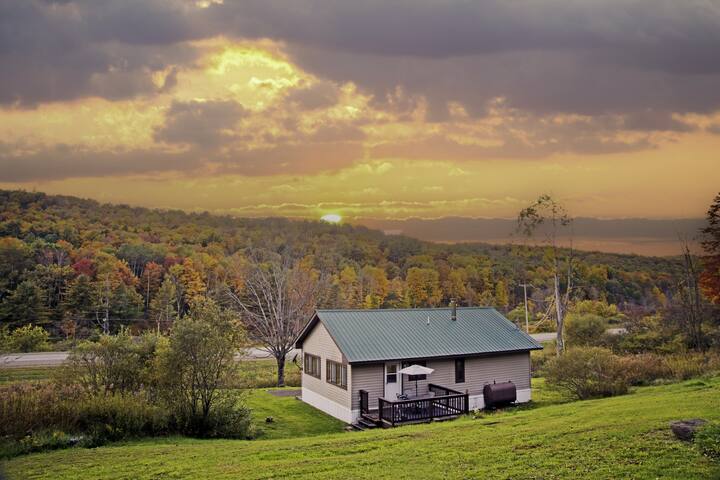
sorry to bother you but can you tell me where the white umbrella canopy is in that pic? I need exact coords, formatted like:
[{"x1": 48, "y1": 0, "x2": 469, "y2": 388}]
[
  {"x1": 399, "y1": 364, "x2": 434, "y2": 376},
  {"x1": 399, "y1": 364, "x2": 434, "y2": 397}
]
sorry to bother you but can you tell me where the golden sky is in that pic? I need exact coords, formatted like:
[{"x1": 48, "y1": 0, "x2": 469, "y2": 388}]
[{"x1": 1, "y1": 1, "x2": 719, "y2": 228}]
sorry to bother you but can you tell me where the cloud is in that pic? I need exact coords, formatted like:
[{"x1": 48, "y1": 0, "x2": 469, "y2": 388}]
[
  {"x1": 154, "y1": 99, "x2": 248, "y2": 148},
  {"x1": 4, "y1": 0, "x2": 720, "y2": 117},
  {"x1": 0, "y1": 0, "x2": 201, "y2": 106},
  {"x1": 208, "y1": 0, "x2": 720, "y2": 116},
  {"x1": 284, "y1": 80, "x2": 340, "y2": 110},
  {"x1": 0, "y1": 142, "x2": 201, "y2": 181},
  {"x1": 1, "y1": 0, "x2": 719, "y2": 182}
]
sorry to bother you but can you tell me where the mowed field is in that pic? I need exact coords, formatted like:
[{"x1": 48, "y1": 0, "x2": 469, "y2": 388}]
[{"x1": 2, "y1": 377, "x2": 719, "y2": 480}]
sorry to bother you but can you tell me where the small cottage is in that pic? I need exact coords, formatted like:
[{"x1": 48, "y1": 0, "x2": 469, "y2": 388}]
[{"x1": 294, "y1": 305, "x2": 542, "y2": 427}]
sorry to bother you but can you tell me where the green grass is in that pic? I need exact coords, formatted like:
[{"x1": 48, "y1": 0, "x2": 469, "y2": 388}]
[
  {"x1": 234, "y1": 359, "x2": 301, "y2": 388},
  {"x1": 4, "y1": 377, "x2": 719, "y2": 479},
  {"x1": 0, "y1": 360, "x2": 299, "y2": 388},
  {"x1": 246, "y1": 388, "x2": 346, "y2": 439},
  {"x1": 0, "y1": 367, "x2": 56, "y2": 384}
]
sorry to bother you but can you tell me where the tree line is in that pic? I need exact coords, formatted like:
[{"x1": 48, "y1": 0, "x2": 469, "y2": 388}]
[{"x1": 1, "y1": 189, "x2": 718, "y2": 376}]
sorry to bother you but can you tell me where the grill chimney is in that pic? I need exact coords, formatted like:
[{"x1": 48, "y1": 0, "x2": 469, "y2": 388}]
[{"x1": 450, "y1": 299, "x2": 457, "y2": 321}]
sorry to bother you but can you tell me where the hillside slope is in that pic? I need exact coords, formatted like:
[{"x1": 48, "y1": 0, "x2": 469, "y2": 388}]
[
  {"x1": 3, "y1": 378, "x2": 719, "y2": 479},
  {"x1": 0, "y1": 189, "x2": 684, "y2": 335}
]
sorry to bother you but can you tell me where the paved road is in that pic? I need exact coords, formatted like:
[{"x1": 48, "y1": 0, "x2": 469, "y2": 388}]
[
  {"x1": 0, "y1": 330, "x2": 617, "y2": 368},
  {"x1": 530, "y1": 332, "x2": 556, "y2": 342},
  {"x1": 0, "y1": 347, "x2": 301, "y2": 368}
]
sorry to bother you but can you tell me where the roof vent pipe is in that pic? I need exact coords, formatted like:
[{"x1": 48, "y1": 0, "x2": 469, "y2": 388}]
[{"x1": 450, "y1": 299, "x2": 457, "y2": 321}]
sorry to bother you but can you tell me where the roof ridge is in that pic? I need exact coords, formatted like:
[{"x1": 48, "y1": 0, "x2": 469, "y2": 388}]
[{"x1": 316, "y1": 306, "x2": 495, "y2": 312}]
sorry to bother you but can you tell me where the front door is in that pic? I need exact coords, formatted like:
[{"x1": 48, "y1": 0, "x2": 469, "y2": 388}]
[{"x1": 384, "y1": 362, "x2": 402, "y2": 399}]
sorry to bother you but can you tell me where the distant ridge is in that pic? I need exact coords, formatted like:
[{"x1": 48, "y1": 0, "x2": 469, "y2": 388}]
[{"x1": 355, "y1": 217, "x2": 704, "y2": 256}]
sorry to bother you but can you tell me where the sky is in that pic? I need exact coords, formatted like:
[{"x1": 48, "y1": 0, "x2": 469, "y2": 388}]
[{"x1": 1, "y1": 0, "x2": 719, "y2": 241}]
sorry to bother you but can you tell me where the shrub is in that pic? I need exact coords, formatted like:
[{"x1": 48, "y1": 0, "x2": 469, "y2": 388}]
[
  {"x1": 696, "y1": 423, "x2": 720, "y2": 461},
  {"x1": 0, "y1": 431, "x2": 78, "y2": 459},
  {"x1": 530, "y1": 344, "x2": 556, "y2": 376},
  {"x1": 0, "y1": 382, "x2": 83, "y2": 438},
  {"x1": 194, "y1": 396, "x2": 254, "y2": 439},
  {"x1": 0, "y1": 381, "x2": 171, "y2": 447},
  {"x1": 76, "y1": 392, "x2": 171, "y2": 444},
  {"x1": 620, "y1": 352, "x2": 720, "y2": 386},
  {"x1": 8, "y1": 325, "x2": 50, "y2": 352},
  {"x1": 565, "y1": 314, "x2": 607, "y2": 347},
  {"x1": 543, "y1": 347, "x2": 630, "y2": 400},
  {"x1": 156, "y1": 299, "x2": 251, "y2": 438},
  {"x1": 61, "y1": 329, "x2": 164, "y2": 394}
]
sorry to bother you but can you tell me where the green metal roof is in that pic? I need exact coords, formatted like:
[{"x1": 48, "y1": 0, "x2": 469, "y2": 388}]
[{"x1": 296, "y1": 307, "x2": 542, "y2": 363}]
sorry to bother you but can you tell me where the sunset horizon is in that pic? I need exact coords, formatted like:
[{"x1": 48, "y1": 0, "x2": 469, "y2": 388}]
[{"x1": 1, "y1": 1, "x2": 719, "y2": 235}]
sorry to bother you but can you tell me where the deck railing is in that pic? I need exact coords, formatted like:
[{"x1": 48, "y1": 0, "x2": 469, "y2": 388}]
[
  {"x1": 359, "y1": 389, "x2": 369, "y2": 415},
  {"x1": 378, "y1": 386, "x2": 469, "y2": 427}
]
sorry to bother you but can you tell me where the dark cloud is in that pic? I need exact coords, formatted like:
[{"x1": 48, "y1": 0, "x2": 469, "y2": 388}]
[
  {"x1": 3, "y1": 0, "x2": 720, "y2": 117},
  {"x1": 208, "y1": 0, "x2": 720, "y2": 116},
  {"x1": 707, "y1": 123, "x2": 720, "y2": 135},
  {"x1": 1, "y1": 0, "x2": 718, "y2": 181},
  {"x1": 154, "y1": 99, "x2": 248, "y2": 148},
  {"x1": 0, "y1": 143, "x2": 201, "y2": 181},
  {"x1": 285, "y1": 81, "x2": 341, "y2": 110},
  {"x1": 219, "y1": 141, "x2": 364, "y2": 176},
  {"x1": 4, "y1": 0, "x2": 720, "y2": 116},
  {"x1": 0, "y1": 0, "x2": 201, "y2": 106}
]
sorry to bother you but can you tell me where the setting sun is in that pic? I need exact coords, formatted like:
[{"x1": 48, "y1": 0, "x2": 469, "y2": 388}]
[{"x1": 321, "y1": 213, "x2": 342, "y2": 223}]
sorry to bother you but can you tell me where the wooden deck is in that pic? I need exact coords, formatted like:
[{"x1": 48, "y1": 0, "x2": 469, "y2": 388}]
[{"x1": 356, "y1": 384, "x2": 469, "y2": 429}]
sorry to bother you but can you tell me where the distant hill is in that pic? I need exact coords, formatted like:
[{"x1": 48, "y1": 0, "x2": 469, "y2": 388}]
[
  {"x1": 0, "y1": 189, "x2": 686, "y2": 335},
  {"x1": 357, "y1": 217, "x2": 704, "y2": 256}
]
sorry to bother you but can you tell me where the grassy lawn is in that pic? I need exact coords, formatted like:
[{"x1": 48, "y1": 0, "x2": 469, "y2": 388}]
[
  {"x1": 3, "y1": 377, "x2": 719, "y2": 479},
  {"x1": 0, "y1": 359, "x2": 301, "y2": 388},
  {"x1": 246, "y1": 388, "x2": 346, "y2": 439},
  {"x1": 235, "y1": 359, "x2": 301, "y2": 388},
  {"x1": 0, "y1": 367, "x2": 56, "y2": 384}
]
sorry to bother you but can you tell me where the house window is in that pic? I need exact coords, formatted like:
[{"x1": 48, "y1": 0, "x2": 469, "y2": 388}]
[
  {"x1": 386, "y1": 364, "x2": 397, "y2": 383},
  {"x1": 402, "y1": 360, "x2": 427, "y2": 381},
  {"x1": 455, "y1": 358, "x2": 465, "y2": 384},
  {"x1": 304, "y1": 353, "x2": 321, "y2": 379},
  {"x1": 326, "y1": 360, "x2": 347, "y2": 389}
]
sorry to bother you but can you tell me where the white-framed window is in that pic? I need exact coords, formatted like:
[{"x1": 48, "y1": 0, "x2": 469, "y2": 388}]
[
  {"x1": 326, "y1": 359, "x2": 347, "y2": 389},
  {"x1": 304, "y1": 353, "x2": 321, "y2": 379}
]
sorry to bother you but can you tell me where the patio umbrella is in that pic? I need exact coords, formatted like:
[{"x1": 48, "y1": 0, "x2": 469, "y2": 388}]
[{"x1": 399, "y1": 364, "x2": 434, "y2": 396}]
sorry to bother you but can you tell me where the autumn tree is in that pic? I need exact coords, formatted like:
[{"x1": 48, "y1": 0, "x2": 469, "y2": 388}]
[
  {"x1": 227, "y1": 251, "x2": 324, "y2": 386},
  {"x1": 701, "y1": 192, "x2": 720, "y2": 304},
  {"x1": 406, "y1": 267, "x2": 441, "y2": 307},
  {"x1": 337, "y1": 265, "x2": 361, "y2": 307},
  {"x1": 150, "y1": 277, "x2": 179, "y2": 332},
  {"x1": 494, "y1": 279, "x2": 510, "y2": 310},
  {"x1": 140, "y1": 261, "x2": 164, "y2": 315},
  {"x1": 361, "y1": 266, "x2": 389, "y2": 308},
  {"x1": 518, "y1": 195, "x2": 574, "y2": 355}
]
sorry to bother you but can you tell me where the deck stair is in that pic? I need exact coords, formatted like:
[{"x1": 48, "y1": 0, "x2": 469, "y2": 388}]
[{"x1": 351, "y1": 412, "x2": 381, "y2": 431}]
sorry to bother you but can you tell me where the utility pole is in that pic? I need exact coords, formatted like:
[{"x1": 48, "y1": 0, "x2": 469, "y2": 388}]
[{"x1": 519, "y1": 283, "x2": 533, "y2": 333}]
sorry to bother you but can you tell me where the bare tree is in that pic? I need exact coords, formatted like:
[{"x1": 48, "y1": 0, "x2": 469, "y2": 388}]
[
  {"x1": 226, "y1": 251, "x2": 324, "y2": 386},
  {"x1": 517, "y1": 194, "x2": 574, "y2": 355},
  {"x1": 672, "y1": 241, "x2": 707, "y2": 350}
]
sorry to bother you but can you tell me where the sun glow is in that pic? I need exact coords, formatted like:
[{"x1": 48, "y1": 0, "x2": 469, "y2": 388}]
[{"x1": 321, "y1": 213, "x2": 342, "y2": 224}]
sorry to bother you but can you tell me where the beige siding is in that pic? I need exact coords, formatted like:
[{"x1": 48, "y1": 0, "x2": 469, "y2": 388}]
[
  {"x1": 350, "y1": 363, "x2": 384, "y2": 410},
  {"x1": 301, "y1": 322, "x2": 351, "y2": 408},
  {"x1": 401, "y1": 352, "x2": 531, "y2": 397}
]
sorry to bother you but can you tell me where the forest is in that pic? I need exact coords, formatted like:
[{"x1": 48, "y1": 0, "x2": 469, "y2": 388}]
[{"x1": 0, "y1": 189, "x2": 705, "y2": 341}]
